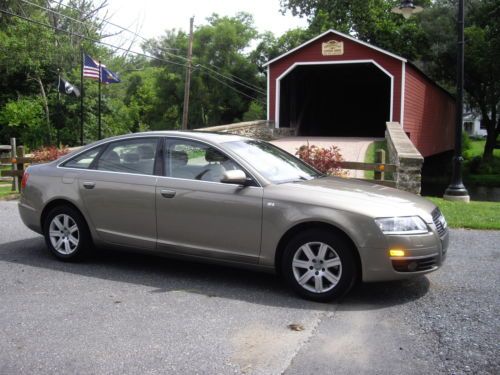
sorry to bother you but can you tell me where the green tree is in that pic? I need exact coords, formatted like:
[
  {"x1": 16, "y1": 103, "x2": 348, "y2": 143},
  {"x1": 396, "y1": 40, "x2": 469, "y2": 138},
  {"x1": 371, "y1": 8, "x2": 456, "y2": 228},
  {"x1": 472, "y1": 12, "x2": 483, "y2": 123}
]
[
  {"x1": 417, "y1": 0, "x2": 499, "y2": 161},
  {"x1": 251, "y1": 28, "x2": 313, "y2": 72},
  {"x1": 145, "y1": 13, "x2": 265, "y2": 128},
  {"x1": 0, "y1": 97, "x2": 46, "y2": 149},
  {"x1": 0, "y1": 0, "x2": 115, "y2": 148},
  {"x1": 280, "y1": 0, "x2": 431, "y2": 60},
  {"x1": 242, "y1": 101, "x2": 265, "y2": 121}
]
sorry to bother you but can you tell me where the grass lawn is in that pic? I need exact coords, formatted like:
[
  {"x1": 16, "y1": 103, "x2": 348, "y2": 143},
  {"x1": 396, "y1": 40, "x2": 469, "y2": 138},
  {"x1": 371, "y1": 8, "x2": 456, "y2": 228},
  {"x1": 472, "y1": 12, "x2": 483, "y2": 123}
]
[
  {"x1": 465, "y1": 139, "x2": 500, "y2": 159},
  {"x1": 0, "y1": 184, "x2": 19, "y2": 200},
  {"x1": 428, "y1": 197, "x2": 500, "y2": 230},
  {"x1": 364, "y1": 140, "x2": 392, "y2": 180},
  {"x1": 463, "y1": 140, "x2": 500, "y2": 187}
]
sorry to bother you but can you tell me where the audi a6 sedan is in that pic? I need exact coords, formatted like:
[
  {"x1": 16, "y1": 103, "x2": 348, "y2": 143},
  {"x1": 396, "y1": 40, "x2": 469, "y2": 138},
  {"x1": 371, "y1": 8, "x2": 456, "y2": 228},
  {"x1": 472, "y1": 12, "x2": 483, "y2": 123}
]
[{"x1": 18, "y1": 131, "x2": 448, "y2": 301}]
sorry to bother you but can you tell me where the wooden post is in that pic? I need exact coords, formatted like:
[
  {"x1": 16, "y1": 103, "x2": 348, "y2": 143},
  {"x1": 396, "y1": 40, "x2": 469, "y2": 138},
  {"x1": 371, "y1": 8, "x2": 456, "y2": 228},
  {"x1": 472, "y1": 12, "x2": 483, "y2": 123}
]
[
  {"x1": 16, "y1": 146, "x2": 25, "y2": 191},
  {"x1": 374, "y1": 149, "x2": 386, "y2": 181},
  {"x1": 10, "y1": 137, "x2": 17, "y2": 192}
]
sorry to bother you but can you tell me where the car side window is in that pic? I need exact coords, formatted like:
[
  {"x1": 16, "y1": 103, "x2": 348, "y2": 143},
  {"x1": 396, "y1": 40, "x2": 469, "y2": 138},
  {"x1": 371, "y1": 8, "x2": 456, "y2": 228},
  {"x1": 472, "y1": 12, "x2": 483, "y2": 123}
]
[
  {"x1": 62, "y1": 146, "x2": 103, "y2": 169},
  {"x1": 166, "y1": 139, "x2": 240, "y2": 182},
  {"x1": 96, "y1": 138, "x2": 158, "y2": 175}
]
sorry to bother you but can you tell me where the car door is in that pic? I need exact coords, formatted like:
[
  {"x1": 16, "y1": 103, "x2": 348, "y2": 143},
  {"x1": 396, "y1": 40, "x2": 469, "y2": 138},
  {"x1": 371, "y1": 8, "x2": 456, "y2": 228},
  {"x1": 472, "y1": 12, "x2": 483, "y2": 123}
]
[
  {"x1": 79, "y1": 137, "x2": 160, "y2": 250},
  {"x1": 156, "y1": 137, "x2": 263, "y2": 263}
]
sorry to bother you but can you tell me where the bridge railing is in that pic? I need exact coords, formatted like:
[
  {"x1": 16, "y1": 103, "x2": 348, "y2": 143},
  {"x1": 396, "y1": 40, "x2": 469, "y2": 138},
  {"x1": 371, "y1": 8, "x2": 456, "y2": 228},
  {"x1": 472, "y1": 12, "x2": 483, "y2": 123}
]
[{"x1": 385, "y1": 122, "x2": 424, "y2": 194}]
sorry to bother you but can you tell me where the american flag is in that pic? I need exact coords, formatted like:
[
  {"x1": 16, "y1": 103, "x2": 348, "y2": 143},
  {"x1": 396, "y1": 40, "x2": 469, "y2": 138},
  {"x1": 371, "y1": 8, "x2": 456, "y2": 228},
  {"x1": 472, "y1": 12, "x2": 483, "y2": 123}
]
[{"x1": 83, "y1": 54, "x2": 101, "y2": 80}]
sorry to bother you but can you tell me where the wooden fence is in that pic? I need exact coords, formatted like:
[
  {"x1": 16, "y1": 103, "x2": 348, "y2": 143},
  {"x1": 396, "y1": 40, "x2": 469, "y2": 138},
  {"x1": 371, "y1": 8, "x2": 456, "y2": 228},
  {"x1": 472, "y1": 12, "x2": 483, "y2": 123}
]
[
  {"x1": 338, "y1": 149, "x2": 396, "y2": 187},
  {"x1": 0, "y1": 138, "x2": 33, "y2": 191}
]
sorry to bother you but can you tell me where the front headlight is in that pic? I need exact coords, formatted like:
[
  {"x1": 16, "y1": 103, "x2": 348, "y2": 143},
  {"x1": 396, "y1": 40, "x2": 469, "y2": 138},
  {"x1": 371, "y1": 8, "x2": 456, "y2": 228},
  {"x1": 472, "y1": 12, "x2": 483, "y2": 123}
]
[{"x1": 375, "y1": 216, "x2": 428, "y2": 235}]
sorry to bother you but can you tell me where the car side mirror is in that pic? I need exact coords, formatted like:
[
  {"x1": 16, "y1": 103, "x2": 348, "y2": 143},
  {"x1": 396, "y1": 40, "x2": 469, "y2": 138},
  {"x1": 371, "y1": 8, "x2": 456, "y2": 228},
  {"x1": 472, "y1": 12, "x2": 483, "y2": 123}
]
[{"x1": 220, "y1": 170, "x2": 248, "y2": 185}]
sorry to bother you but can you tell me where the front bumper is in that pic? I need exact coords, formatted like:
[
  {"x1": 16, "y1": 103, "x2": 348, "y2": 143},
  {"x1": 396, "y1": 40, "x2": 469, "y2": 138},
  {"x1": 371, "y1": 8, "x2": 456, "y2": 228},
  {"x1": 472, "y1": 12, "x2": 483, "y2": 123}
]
[{"x1": 360, "y1": 227, "x2": 449, "y2": 282}]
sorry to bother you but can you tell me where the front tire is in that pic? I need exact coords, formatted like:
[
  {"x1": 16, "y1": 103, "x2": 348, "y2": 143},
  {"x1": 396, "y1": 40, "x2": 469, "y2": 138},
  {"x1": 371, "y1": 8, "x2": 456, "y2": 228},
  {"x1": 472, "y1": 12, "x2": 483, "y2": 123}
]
[
  {"x1": 281, "y1": 229, "x2": 357, "y2": 302},
  {"x1": 43, "y1": 205, "x2": 92, "y2": 261}
]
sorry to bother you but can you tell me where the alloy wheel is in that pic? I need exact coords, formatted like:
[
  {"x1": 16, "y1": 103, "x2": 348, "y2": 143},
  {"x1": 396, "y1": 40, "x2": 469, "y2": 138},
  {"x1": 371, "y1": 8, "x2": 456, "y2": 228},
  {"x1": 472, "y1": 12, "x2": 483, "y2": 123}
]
[
  {"x1": 292, "y1": 241, "x2": 342, "y2": 293},
  {"x1": 49, "y1": 214, "x2": 79, "y2": 255}
]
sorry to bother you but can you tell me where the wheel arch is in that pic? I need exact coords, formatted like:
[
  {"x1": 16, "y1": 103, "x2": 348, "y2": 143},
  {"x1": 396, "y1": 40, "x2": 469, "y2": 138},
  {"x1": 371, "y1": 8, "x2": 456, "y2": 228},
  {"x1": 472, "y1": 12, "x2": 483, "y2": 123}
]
[
  {"x1": 274, "y1": 221, "x2": 362, "y2": 279},
  {"x1": 40, "y1": 199, "x2": 90, "y2": 235}
]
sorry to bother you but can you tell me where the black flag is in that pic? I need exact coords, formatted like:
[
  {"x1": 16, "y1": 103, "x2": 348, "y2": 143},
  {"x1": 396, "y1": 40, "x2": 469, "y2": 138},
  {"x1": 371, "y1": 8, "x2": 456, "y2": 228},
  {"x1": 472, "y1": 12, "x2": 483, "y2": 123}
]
[{"x1": 58, "y1": 77, "x2": 81, "y2": 97}]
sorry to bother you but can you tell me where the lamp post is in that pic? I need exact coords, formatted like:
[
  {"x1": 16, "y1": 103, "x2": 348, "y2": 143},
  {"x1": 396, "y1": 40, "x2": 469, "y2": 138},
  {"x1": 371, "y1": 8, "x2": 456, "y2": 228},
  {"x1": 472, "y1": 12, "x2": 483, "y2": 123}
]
[{"x1": 392, "y1": 0, "x2": 469, "y2": 202}]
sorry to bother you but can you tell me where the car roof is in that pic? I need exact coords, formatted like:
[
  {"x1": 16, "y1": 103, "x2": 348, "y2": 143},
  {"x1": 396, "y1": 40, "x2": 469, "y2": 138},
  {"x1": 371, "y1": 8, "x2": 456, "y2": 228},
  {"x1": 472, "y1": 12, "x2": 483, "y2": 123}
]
[{"x1": 98, "y1": 130, "x2": 251, "y2": 144}]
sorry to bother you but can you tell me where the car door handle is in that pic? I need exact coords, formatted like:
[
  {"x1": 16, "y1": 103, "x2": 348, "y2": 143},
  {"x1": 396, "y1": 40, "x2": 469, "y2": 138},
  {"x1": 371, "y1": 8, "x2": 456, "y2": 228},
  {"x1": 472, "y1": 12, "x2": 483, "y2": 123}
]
[
  {"x1": 83, "y1": 181, "x2": 96, "y2": 189},
  {"x1": 160, "y1": 189, "x2": 176, "y2": 198}
]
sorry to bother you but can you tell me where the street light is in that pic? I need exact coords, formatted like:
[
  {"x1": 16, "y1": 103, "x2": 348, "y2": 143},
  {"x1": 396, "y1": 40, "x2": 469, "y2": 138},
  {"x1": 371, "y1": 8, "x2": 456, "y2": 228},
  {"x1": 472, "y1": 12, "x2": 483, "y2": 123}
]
[
  {"x1": 392, "y1": 0, "x2": 470, "y2": 202},
  {"x1": 391, "y1": 0, "x2": 423, "y2": 19}
]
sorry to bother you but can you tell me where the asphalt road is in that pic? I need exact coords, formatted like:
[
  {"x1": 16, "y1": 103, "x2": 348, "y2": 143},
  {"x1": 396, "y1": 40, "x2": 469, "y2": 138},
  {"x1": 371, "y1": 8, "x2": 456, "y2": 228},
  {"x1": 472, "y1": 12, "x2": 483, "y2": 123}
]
[{"x1": 0, "y1": 200, "x2": 498, "y2": 374}]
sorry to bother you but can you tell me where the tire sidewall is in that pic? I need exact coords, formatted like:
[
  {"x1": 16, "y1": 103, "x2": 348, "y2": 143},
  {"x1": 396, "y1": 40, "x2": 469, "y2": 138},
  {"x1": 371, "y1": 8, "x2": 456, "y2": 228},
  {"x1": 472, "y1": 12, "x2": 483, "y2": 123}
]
[
  {"x1": 281, "y1": 229, "x2": 357, "y2": 302},
  {"x1": 43, "y1": 206, "x2": 90, "y2": 261}
]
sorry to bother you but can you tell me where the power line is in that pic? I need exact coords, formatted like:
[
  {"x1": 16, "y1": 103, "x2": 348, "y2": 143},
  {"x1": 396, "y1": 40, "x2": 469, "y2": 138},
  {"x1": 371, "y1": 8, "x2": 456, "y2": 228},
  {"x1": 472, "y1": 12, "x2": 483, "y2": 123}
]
[
  {"x1": 195, "y1": 63, "x2": 266, "y2": 95},
  {"x1": 198, "y1": 69, "x2": 265, "y2": 104},
  {"x1": 44, "y1": 0, "x2": 266, "y2": 94},
  {"x1": 0, "y1": 7, "x2": 188, "y2": 68},
  {"x1": 0, "y1": 8, "x2": 266, "y2": 103},
  {"x1": 46, "y1": 0, "x2": 179, "y2": 50}
]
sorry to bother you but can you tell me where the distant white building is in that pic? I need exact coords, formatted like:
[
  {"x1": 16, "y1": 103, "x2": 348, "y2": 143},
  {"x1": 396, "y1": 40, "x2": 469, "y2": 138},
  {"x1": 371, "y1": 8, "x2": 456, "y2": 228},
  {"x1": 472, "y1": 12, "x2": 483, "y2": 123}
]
[{"x1": 463, "y1": 113, "x2": 487, "y2": 138}]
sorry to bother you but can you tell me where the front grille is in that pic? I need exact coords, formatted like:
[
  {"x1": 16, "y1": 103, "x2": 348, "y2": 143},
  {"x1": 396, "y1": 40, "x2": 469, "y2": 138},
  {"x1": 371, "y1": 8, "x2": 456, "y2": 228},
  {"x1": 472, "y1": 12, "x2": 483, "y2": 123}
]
[
  {"x1": 432, "y1": 207, "x2": 447, "y2": 238},
  {"x1": 392, "y1": 256, "x2": 438, "y2": 272}
]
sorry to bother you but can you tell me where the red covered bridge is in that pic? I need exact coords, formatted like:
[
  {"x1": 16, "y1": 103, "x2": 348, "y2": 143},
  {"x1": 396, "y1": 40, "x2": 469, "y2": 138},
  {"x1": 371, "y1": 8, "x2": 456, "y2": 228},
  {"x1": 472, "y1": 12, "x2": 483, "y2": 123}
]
[{"x1": 264, "y1": 29, "x2": 455, "y2": 157}]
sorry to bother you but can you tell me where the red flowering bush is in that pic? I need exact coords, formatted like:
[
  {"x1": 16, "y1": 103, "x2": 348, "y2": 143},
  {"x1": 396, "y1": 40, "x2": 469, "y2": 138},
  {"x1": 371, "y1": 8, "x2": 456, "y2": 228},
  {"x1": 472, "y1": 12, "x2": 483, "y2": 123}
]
[
  {"x1": 295, "y1": 143, "x2": 347, "y2": 177},
  {"x1": 31, "y1": 145, "x2": 70, "y2": 163}
]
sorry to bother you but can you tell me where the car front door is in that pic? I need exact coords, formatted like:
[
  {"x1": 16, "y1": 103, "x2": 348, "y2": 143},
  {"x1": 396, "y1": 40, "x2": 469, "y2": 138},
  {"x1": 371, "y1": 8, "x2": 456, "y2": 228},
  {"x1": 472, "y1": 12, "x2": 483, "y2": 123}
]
[
  {"x1": 79, "y1": 137, "x2": 160, "y2": 250},
  {"x1": 156, "y1": 137, "x2": 263, "y2": 263}
]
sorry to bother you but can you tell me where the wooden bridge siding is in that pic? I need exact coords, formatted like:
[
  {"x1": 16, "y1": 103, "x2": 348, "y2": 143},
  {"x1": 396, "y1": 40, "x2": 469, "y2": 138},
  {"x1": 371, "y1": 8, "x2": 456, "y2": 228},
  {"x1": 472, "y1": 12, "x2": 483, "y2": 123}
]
[
  {"x1": 403, "y1": 65, "x2": 455, "y2": 157},
  {"x1": 268, "y1": 32, "x2": 403, "y2": 126}
]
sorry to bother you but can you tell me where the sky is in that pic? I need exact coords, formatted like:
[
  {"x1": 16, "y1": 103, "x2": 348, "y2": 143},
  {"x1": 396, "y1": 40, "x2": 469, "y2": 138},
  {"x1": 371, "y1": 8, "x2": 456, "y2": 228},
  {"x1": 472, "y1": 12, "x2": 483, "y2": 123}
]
[{"x1": 104, "y1": 0, "x2": 308, "y2": 48}]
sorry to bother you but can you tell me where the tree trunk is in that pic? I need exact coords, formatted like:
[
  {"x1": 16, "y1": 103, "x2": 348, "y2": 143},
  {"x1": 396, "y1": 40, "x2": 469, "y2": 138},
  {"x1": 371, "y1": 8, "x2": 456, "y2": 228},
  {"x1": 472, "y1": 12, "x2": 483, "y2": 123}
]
[{"x1": 34, "y1": 74, "x2": 52, "y2": 145}]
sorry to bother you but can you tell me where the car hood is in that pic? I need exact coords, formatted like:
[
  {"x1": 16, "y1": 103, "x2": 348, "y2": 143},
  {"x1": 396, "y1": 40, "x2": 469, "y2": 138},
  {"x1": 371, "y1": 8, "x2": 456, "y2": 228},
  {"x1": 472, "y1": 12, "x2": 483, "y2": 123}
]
[{"x1": 269, "y1": 176, "x2": 436, "y2": 222}]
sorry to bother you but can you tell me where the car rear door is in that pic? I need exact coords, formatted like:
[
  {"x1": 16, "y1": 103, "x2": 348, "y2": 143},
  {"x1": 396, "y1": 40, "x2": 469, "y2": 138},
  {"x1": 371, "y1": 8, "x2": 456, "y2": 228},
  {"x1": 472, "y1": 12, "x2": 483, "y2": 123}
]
[
  {"x1": 78, "y1": 137, "x2": 160, "y2": 250},
  {"x1": 155, "y1": 137, "x2": 263, "y2": 263}
]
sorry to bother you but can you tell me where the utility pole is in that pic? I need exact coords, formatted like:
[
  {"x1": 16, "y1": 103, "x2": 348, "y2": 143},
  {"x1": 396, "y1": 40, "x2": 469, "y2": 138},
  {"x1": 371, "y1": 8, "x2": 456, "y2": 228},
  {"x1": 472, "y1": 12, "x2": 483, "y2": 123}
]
[{"x1": 182, "y1": 16, "x2": 194, "y2": 130}]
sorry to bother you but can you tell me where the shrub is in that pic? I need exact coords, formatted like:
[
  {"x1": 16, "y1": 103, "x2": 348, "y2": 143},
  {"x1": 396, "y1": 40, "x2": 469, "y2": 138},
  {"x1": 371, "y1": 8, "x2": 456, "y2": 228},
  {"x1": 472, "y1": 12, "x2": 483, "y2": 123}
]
[
  {"x1": 295, "y1": 143, "x2": 347, "y2": 177},
  {"x1": 462, "y1": 132, "x2": 472, "y2": 154},
  {"x1": 31, "y1": 145, "x2": 70, "y2": 163},
  {"x1": 468, "y1": 156, "x2": 483, "y2": 174}
]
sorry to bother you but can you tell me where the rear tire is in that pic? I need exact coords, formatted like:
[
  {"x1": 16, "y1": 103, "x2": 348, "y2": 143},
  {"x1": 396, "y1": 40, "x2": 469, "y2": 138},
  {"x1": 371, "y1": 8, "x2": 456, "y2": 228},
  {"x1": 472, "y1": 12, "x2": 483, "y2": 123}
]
[
  {"x1": 43, "y1": 205, "x2": 92, "y2": 261},
  {"x1": 281, "y1": 229, "x2": 357, "y2": 302}
]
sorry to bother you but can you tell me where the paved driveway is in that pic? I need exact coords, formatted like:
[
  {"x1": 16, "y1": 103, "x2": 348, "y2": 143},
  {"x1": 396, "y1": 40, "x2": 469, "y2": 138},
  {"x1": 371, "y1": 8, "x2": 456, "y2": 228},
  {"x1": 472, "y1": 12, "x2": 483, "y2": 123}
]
[
  {"x1": 0, "y1": 201, "x2": 498, "y2": 374},
  {"x1": 270, "y1": 137, "x2": 382, "y2": 177}
]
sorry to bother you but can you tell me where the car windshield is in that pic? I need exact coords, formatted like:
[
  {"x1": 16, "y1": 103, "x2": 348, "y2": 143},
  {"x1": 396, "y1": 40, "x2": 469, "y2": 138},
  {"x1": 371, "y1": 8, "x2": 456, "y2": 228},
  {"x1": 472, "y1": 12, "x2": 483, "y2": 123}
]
[{"x1": 223, "y1": 140, "x2": 323, "y2": 184}]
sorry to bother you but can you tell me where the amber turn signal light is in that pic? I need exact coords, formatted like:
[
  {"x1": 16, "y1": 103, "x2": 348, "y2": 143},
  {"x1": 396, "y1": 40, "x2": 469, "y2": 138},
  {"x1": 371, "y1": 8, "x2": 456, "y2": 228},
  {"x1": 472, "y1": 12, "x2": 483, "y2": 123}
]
[{"x1": 389, "y1": 249, "x2": 405, "y2": 257}]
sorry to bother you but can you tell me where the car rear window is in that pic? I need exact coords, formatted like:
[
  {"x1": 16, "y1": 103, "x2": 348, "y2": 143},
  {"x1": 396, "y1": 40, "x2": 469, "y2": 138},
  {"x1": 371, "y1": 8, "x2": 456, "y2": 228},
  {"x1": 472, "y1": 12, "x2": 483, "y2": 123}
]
[{"x1": 62, "y1": 146, "x2": 103, "y2": 169}]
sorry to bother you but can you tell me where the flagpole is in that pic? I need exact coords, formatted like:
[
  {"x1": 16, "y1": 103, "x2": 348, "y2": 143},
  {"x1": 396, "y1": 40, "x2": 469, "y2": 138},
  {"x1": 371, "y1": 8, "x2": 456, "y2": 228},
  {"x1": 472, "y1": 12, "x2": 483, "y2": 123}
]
[
  {"x1": 80, "y1": 49, "x2": 84, "y2": 146},
  {"x1": 98, "y1": 60, "x2": 102, "y2": 140}
]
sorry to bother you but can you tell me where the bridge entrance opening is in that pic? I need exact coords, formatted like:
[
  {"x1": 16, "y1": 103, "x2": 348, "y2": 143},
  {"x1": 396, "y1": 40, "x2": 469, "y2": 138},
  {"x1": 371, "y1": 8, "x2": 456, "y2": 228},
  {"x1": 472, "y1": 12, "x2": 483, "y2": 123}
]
[{"x1": 278, "y1": 63, "x2": 391, "y2": 137}]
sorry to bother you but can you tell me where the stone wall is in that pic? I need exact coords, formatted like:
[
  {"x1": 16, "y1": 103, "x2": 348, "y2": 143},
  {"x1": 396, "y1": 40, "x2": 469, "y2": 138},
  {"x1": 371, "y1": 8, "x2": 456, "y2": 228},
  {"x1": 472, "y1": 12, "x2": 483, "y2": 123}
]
[
  {"x1": 196, "y1": 120, "x2": 296, "y2": 140},
  {"x1": 386, "y1": 122, "x2": 424, "y2": 194}
]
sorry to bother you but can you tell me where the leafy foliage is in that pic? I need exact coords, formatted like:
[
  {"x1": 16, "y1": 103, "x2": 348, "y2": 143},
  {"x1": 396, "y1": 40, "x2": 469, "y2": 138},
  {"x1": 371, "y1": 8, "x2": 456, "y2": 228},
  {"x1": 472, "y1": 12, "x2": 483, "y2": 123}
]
[
  {"x1": 295, "y1": 143, "x2": 346, "y2": 176},
  {"x1": 31, "y1": 145, "x2": 70, "y2": 163},
  {"x1": 0, "y1": 3, "x2": 266, "y2": 149}
]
